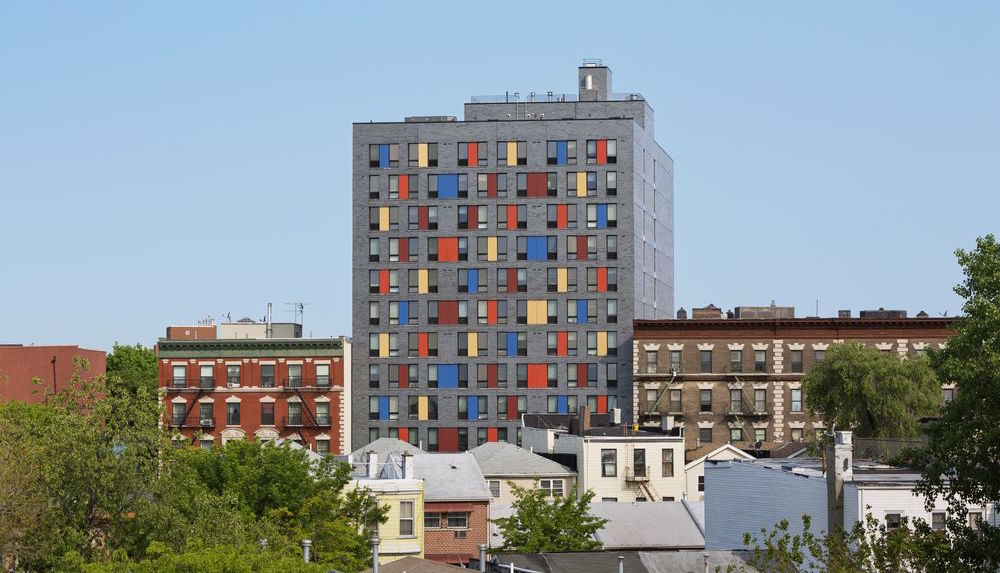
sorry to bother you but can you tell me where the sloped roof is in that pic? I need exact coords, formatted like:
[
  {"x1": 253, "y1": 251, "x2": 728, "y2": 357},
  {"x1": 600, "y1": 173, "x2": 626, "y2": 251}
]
[
  {"x1": 469, "y1": 442, "x2": 576, "y2": 478},
  {"x1": 684, "y1": 443, "x2": 754, "y2": 470},
  {"x1": 362, "y1": 556, "x2": 468, "y2": 573},
  {"x1": 411, "y1": 452, "x2": 491, "y2": 502},
  {"x1": 495, "y1": 551, "x2": 755, "y2": 573},
  {"x1": 590, "y1": 501, "x2": 705, "y2": 550},
  {"x1": 350, "y1": 437, "x2": 425, "y2": 462}
]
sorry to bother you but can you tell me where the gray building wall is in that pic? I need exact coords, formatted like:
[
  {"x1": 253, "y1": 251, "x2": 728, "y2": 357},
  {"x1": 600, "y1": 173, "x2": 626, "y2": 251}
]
[{"x1": 352, "y1": 66, "x2": 673, "y2": 450}]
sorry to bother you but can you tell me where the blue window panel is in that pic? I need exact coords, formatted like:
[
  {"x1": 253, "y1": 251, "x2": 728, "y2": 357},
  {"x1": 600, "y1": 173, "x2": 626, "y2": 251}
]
[
  {"x1": 439, "y1": 364, "x2": 459, "y2": 388},
  {"x1": 557, "y1": 395, "x2": 569, "y2": 414},
  {"x1": 468, "y1": 397, "x2": 479, "y2": 420},
  {"x1": 556, "y1": 141, "x2": 567, "y2": 165},
  {"x1": 379, "y1": 396, "x2": 390, "y2": 421},
  {"x1": 526, "y1": 236, "x2": 548, "y2": 261},
  {"x1": 468, "y1": 269, "x2": 478, "y2": 293},
  {"x1": 506, "y1": 332, "x2": 517, "y2": 357},
  {"x1": 438, "y1": 174, "x2": 459, "y2": 199},
  {"x1": 596, "y1": 204, "x2": 608, "y2": 229},
  {"x1": 399, "y1": 301, "x2": 409, "y2": 325},
  {"x1": 379, "y1": 144, "x2": 389, "y2": 168},
  {"x1": 577, "y1": 300, "x2": 589, "y2": 324}
]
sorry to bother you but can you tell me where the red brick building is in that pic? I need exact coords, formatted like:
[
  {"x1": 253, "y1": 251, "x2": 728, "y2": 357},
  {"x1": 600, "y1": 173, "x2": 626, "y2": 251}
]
[
  {"x1": 411, "y1": 452, "x2": 491, "y2": 565},
  {"x1": 0, "y1": 344, "x2": 106, "y2": 403},
  {"x1": 632, "y1": 309, "x2": 957, "y2": 462},
  {"x1": 157, "y1": 337, "x2": 351, "y2": 455}
]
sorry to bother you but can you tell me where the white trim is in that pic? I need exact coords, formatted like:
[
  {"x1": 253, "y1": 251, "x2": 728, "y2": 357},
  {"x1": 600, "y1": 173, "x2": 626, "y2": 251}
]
[
  {"x1": 726, "y1": 381, "x2": 744, "y2": 390},
  {"x1": 787, "y1": 381, "x2": 802, "y2": 389},
  {"x1": 198, "y1": 361, "x2": 214, "y2": 366},
  {"x1": 255, "y1": 427, "x2": 279, "y2": 440},
  {"x1": 697, "y1": 382, "x2": 714, "y2": 390},
  {"x1": 225, "y1": 361, "x2": 241, "y2": 366},
  {"x1": 697, "y1": 343, "x2": 714, "y2": 351},
  {"x1": 812, "y1": 343, "x2": 829, "y2": 351},
  {"x1": 938, "y1": 343, "x2": 946, "y2": 350},
  {"x1": 642, "y1": 343, "x2": 661, "y2": 351},
  {"x1": 683, "y1": 443, "x2": 754, "y2": 471},
  {"x1": 875, "y1": 342, "x2": 894, "y2": 351},
  {"x1": 225, "y1": 395, "x2": 241, "y2": 403},
  {"x1": 666, "y1": 343, "x2": 684, "y2": 351},
  {"x1": 315, "y1": 433, "x2": 331, "y2": 440},
  {"x1": 259, "y1": 395, "x2": 276, "y2": 403},
  {"x1": 285, "y1": 432, "x2": 303, "y2": 441},
  {"x1": 286, "y1": 360, "x2": 304, "y2": 365},
  {"x1": 197, "y1": 396, "x2": 215, "y2": 403},
  {"x1": 751, "y1": 343, "x2": 769, "y2": 351},
  {"x1": 752, "y1": 382, "x2": 768, "y2": 390},
  {"x1": 697, "y1": 420, "x2": 715, "y2": 428},
  {"x1": 942, "y1": 383, "x2": 956, "y2": 390},
  {"x1": 912, "y1": 342, "x2": 928, "y2": 350},
  {"x1": 170, "y1": 396, "x2": 186, "y2": 404},
  {"x1": 170, "y1": 361, "x2": 186, "y2": 366},
  {"x1": 260, "y1": 360, "x2": 276, "y2": 365},
  {"x1": 287, "y1": 395, "x2": 302, "y2": 403},
  {"x1": 786, "y1": 343, "x2": 805, "y2": 351},
  {"x1": 788, "y1": 421, "x2": 806, "y2": 429},
  {"x1": 727, "y1": 343, "x2": 745, "y2": 351},
  {"x1": 314, "y1": 396, "x2": 331, "y2": 403},
  {"x1": 200, "y1": 434, "x2": 215, "y2": 441},
  {"x1": 315, "y1": 359, "x2": 332, "y2": 365},
  {"x1": 751, "y1": 421, "x2": 769, "y2": 429}
]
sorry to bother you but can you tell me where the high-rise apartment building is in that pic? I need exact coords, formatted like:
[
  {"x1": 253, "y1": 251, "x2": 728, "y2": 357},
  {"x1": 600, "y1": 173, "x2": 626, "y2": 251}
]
[{"x1": 353, "y1": 62, "x2": 674, "y2": 450}]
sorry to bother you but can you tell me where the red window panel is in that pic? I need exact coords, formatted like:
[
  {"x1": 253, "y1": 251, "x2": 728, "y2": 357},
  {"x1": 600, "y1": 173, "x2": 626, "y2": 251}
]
[
  {"x1": 597, "y1": 267, "x2": 608, "y2": 292},
  {"x1": 487, "y1": 173, "x2": 498, "y2": 198},
  {"x1": 418, "y1": 333, "x2": 429, "y2": 357},
  {"x1": 596, "y1": 139, "x2": 607, "y2": 165},
  {"x1": 487, "y1": 300, "x2": 498, "y2": 325},
  {"x1": 507, "y1": 205, "x2": 518, "y2": 230},
  {"x1": 399, "y1": 239, "x2": 409, "y2": 262},
  {"x1": 507, "y1": 269, "x2": 518, "y2": 293},
  {"x1": 399, "y1": 364, "x2": 410, "y2": 389},
  {"x1": 596, "y1": 395, "x2": 609, "y2": 414},
  {"x1": 578, "y1": 364, "x2": 588, "y2": 388},
  {"x1": 469, "y1": 206, "x2": 480, "y2": 229},
  {"x1": 487, "y1": 427, "x2": 498, "y2": 442},
  {"x1": 398, "y1": 427, "x2": 409, "y2": 443},
  {"x1": 557, "y1": 204, "x2": 568, "y2": 229},
  {"x1": 379, "y1": 270, "x2": 390, "y2": 294},
  {"x1": 418, "y1": 207, "x2": 429, "y2": 230},
  {"x1": 468, "y1": 142, "x2": 478, "y2": 166},
  {"x1": 527, "y1": 364, "x2": 547, "y2": 389},
  {"x1": 399, "y1": 175, "x2": 410, "y2": 199},
  {"x1": 438, "y1": 428, "x2": 459, "y2": 452},
  {"x1": 487, "y1": 364, "x2": 498, "y2": 388},
  {"x1": 577, "y1": 236, "x2": 589, "y2": 261},
  {"x1": 439, "y1": 237, "x2": 458, "y2": 262},
  {"x1": 557, "y1": 332, "x2": 568, "y2": 357},
  {"x1": 506, "y1": 396, "x2": 519, "y2": 421},
  {"x1": 526, "y1": 173, "x2": 547, "y2": 197},
  {"x1": 439, "y1": 301, "x2": 458, "y2": 325}
]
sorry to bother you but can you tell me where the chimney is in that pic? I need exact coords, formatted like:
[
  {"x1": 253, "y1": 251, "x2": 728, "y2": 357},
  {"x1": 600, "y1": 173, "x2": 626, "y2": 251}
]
[
  {"x1": 401, "y1": 452, "x2": 413, "y2": 479},
  {"x1": 577, "y1": 406, "x2": 592, "y2": 436},
  {"x1": 826, "y1": 431, "x2": 853, "y2": 533},
  {"x1": 367, "y1": 451, "x2": 378, "y2": 478},
  {"x1": 578, "y1": 61, "x2": 612, "y2": 101},
  {"x1": 479, "y1": 544, "x2": 488, "y2": 572},
  {"x1": 371, "y1": 535, "x2": 380, "y2": 573}
]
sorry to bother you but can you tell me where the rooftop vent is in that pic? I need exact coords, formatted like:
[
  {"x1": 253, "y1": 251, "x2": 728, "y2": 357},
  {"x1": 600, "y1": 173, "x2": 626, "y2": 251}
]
[{"x1": 403, "y1": 116, "x2": 457, "y2": 123}]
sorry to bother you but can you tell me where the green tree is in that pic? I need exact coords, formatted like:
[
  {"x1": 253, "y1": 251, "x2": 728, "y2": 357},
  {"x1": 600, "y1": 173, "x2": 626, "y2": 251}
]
[
  {"x1": 802, "y1": 342, "x2": 940, "y2": 438},
  {"x1": 493, "y1": 483, "x2": 608, "y2": 552},
  {"x1": 105, "y1": 343, "x2": 158, "y2": 396},
  {"x1": 913, "y1": 234, "x2": 1000, "y2": 569}
]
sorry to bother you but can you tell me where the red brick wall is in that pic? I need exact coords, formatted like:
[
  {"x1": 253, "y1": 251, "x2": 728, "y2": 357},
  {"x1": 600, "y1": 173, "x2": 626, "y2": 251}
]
[
  {"x1": 0, "y1": 345, "x2": 106, "y2": 403},
  {"x1": 165, "y1": 325, "x2": 217, "y2": 340},
  {"x1": 423, "y1": 501, "x2": 489, "y2": 565}
]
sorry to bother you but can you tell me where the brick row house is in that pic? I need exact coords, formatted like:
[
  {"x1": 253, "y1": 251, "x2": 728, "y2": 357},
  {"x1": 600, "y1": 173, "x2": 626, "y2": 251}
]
[
  {"x1": 158, "y1": 336, "x2": 351, "y2": 455},
  {"x1": 632, "y1": 306, "x2": 957, "y2": 462}
]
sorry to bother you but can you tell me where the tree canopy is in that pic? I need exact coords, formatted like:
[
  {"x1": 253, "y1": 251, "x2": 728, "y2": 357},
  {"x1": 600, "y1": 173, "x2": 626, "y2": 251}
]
[
  {"x1": 493, "y1": 483, "x2": 607, "y2": 553},
  {"x1": 105, "y1": 343, "x2": 158, "y2": 396},
  {"x1": 802, "y1": 341, "x2": 940, "y2": 438}
]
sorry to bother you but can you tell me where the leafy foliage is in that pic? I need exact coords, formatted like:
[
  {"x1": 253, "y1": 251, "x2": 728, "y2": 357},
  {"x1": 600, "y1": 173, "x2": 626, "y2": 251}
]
[
  {"x1": 105, "y1": 343, "x2": 158, "y2": 396},
  {"x1": 493, "y1": 483, "x2": 607, "y2": 552},
  {"x1": 802, "y1": 342, "x2": 940, "y2": 438}
]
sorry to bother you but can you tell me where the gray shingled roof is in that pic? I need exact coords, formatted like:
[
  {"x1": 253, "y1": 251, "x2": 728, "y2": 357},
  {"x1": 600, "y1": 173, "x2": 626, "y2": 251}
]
[
  {"x1": 495, "y1": 550, "x2": 755, "y2": 573},
  {"x1": 349, "y1": 437, "x2": 424, "y2": 462},
  {"x1": 589, "y1": 501, "x2": 705, "y2": 550},
  {"x1": 411, "y1": 452, "x2": 491, "y2": 502},
  {"x1": 469, "y1": 442, "x2": 576, "y2": 478}
]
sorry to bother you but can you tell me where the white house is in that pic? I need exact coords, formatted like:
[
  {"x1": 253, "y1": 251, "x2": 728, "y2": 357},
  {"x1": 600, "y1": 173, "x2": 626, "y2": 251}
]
[{"x1": 683, "y1": 443, "x2": 754, "y2": 502}]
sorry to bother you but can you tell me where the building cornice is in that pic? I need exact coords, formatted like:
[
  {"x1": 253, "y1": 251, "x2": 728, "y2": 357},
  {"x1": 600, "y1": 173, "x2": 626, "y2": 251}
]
[
  {"x1": 633, "y1": 317, "x2": 959, "y2": 339},
  {"x1": 157, "y1": 338, "x2": 343, "y2": 359}
]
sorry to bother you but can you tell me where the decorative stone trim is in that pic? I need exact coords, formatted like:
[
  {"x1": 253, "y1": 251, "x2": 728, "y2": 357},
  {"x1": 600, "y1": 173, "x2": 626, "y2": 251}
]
[
  {"x1": 787, "y1": 343, "x2": 805, "y2": 351},
  {"x1": 938, "y1": 343, "x2": 946, "y2": 350},
  {"x1": 170, "y1": 396, "x2": 186, "y2": 404},
  {"x1": 225, "y1": 361, "x2": 241, "y2": 366},
  {"x1": 305, "y1": 358, "x2": 313, "y2": 363},
  {"x1": 832, "y1": 339, "x2": 844, "y2": 344},
  {"x1": 315, "y1": 359, "x2": 332, "y2": 365},
  {"x1": 727, "y1": 422, "x2": 742, "y2": 429},
  {"x1": 752, "y1": 421, "x2": 769, "y2": 429},
  {"x1": 697, "y1": 382, "x2": 714, "y2": 390},
  {"x1": 251, "y1": 358, "x2": 259, "y2": 363},
  {"x1": 753, "y1": 382, "x2": 769, "y2": 390},
  {"x1": 727, "y1": 343, "x2": 745, "y2": 351},
  {"x1": 811, "y1": 343, "x2": 829, "y2": 351},
  {"x1": 697, "y1": 343, "x2": 714, "y2": 351},
  {"x1": 751, "y1": 343, "x2": 769, "y2": 351},
  {"x1": 643, "y1": 382, "x2": 661, "y2": 390},
  {"x1": 787, "y1": 381, "x2": 802, "y2": 390},
  {"x1": 788, "y1": 421, "x2": 806, "y2": 429},
  {"x1": 200, "y1": 434, "x2": 215, "y2": 441},
  {"x1": 189, "y1": 358, "x2": 197, "y2": 363},
  {"x1": 912, "y1": 342, "x2": 928, "y2": 351},
  {"x1": 287, "y1": 395, "x2": 302, "y2": 403},
  {"x1": 669, "y1": 382, "x2": 684, "y2": 390},
  {"x1": 197, "y1": 396, "x2": 215, "y2": 403},
  {"x1": 697, "y1": 420, "x2": 715, "y2": 428},
  {"x1": 225, "y1": 395, "x2": 241, "y2": 403},
  {"x1": 667, "y1": 343, "x2": 684, "y2": 351},
  {"x1": 875, "y1": 342, "x2": 893, "y2": 351},
  {"x1": 259, "y1": 395, "x2": 276, "y2": 403},
  {"x1": 284, "y1": 432, "x2": 303, "y2": 441},
  {"x1": 221, "y1": 428, "x2": 246, "y2": 442},
  {"x1": 198, "y1": 360, "x2": 214, "y2": 366},
  {"x1": 727, "y1": 382, "x2": 744, "y2": 390},
  {"x1": 162, "y1": 359, "x2": 169, "y2": 364},
  {"x1": 255, "y1": 428, "x2": 279, "y2": 440},
  {"x1": 811, "y1": 422, "x2": 827, "y2": 430},
  {"x1": 314, "y1": 396, "x2": 331, "y2": 403},
  {"x1": 242, "y1": 358, "x2": 250, "y2": 363},
  {"x1": 315, "y1": 433, "x2": 330, "y2": 440},
  {"x1": 942, "y1": 383, "x2": 956, "y2": 390},
  {"x1": 216, "y1": 358, "x2": 223, "y2": 363},
  {"x1": 642, "y1": 343, "x2": 661, "y2": 351},
  {"x1": 261, "y1": 360, "x2": 276, "y2": 365}
]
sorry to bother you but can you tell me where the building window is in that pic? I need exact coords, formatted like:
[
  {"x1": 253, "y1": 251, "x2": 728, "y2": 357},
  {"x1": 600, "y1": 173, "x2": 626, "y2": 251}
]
[
  {"x1": 931, "y1": 512, "x2": 946, "y2": 531},
  {"x1": 661, "y1": 449, "x2": 674, "y2": 477},
  {"x1": 969, "y1": 512, "x2": 983, "y2": 530},
  {"x1": 427, "y1": 428, "x2": 438, "y2": 452},
  {"x1": 252, "y1": 400, "x2": 272, "y2": 426},
  {"x1": 699, "y1": 389, "x2": 712, "y2": 412},
  {"x1": 815, "y1": 349, "x2": 826, "y2": 363},
  {"x1": 606, "y1": 171, "x2": 617, "y2": 195},
  {"x1": 316, "y1": 364, "x2": 330, "y2": 387},
  {"x1": 601, "y1": 449, "x2": 617, "y2": 477},
  {"x1": 790, "y1": 350, "x2": 803, "y2": 373},
  {"x1": 754, "y1": 428, "x2": 766, "y2": 443},
  {"x1": 943, "y1": 388, "x2": 954, "y2": 405},
  {"x1": 399, "y1": 500, "x2": 415, "y2": 536},
  {"x1": 539, "y1": 479, "x2": 564, "y2": 497},
  {"x1": 754, "y1": 350, "x2": 767, "y2": 373},
  {"x1": 226, "y1": 403, "x2": 240, "y2": 426},
  {"x1": 288, "y1": 364, "x2": 302, "y2": 387},
  {"x1": 885, "y1": 513, "x2": 902, "y2": 531},
  {"x1": 226, "y1": 365, "x2": 240, "y2": 387},
  {"x1": 669, "y1": 389, "x2": 682, "y2": 412},
  {"x1": 171, "y1": 403, "x2": 185, "y2": 426},
  {"x1": 424, "y1": 512, "x2": 441, "y2": 529},
  {"x1": 730, "y1": 350, "x2": 742, "y2": 372},
  {"x1": 645, "y1": 350, "x2": 658, "y2": 374},
  {"x1": 200, "y1": 364, "x2": 214, "y2": 388},
  {"x1": 172, "y1": 365, "x2": 186, "y2": 388},
  {"x1": 447, "y1": 512, "x2": 470, "y2": 529},
  {"x1": 731, "y1": 428, "x2": 743, "y2": 441},
  {"x1": 698, "y1": 476, "x2": 705, "y2": 492},
  {"x1": 489, "y1": 480, "x2": 501, "y2": 498},
  {"x1": 670, "y1": 350, "x2": 681, "y2": 372},
  {"x1": 790, "y1": 428, "x2": 803, "y2": 442},
  {"x1": 287, "y1": 402, "x2": 303, "y2": 426},
  {"x1": 261, "y1": 364, "x2": 275, "y2": 388},
  {"x1": 316, "y1": 439, "x2": 330, "y2": 457},
  {"x1": 315, "y1": 402, "x2": 330, "y2": 425},
  {"x1": 791, "y1": 389, "x2": 803, "y2": 412},
  {"x1": 699, "y1": 350, "x2": 712, "y2": 373},
  {"x1": 699, "y1": 427, "x2": 712, "y2": 444},
  {"x1": 729, "y1": 389, "x2": 742, "y2": 413},
  {"x1": 754, "y1": 389, "x2": 766, "y2": 412}
]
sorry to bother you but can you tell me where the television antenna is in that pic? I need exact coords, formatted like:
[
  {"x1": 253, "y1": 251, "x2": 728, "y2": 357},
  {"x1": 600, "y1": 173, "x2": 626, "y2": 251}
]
[{"x1": 284, "y1": 302, "x2": 307, "y2": 324}]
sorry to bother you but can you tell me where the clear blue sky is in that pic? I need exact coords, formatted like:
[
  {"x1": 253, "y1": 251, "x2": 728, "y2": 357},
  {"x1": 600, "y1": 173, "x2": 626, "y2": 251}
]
[{"x1": 2, "y1": 2, "x2": 997, "y2": 351}]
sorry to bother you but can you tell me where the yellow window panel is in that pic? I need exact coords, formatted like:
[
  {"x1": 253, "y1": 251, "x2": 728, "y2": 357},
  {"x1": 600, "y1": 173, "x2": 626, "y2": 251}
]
[
  {"x1": 418, "y1": 143, "x2": 428, "y2": 168},
  {"x1": 487, "y1": 236, "x2": 498, "y2": 262},
  {"x1": 528, "y1": 300, "x2": 548, "y2": 325},
  {"x1": 557, "y1": 268, "x2": 568, "y2": 293},
  {"x1": 418, "y1": 396, "x2": 428, "y2": 421},
  {"x1": 468, "y1": 332, "x2": 478, "y2": 357},
  {"x1": 378, "y1": 333, "x2": 389, "y2": 358},
  {"x1": 597, "y1": 331, "x2": 608, "y2": 356},
  {"x1": 506, "y1": 141, "x2": 517, "y2": 166},
  {"x1": 576, "y1": 172, "x2": 587, "y2": 197},
  {"x1": 379, "y1": 207, "x2": 389, "y2": 231},
  {"x1": 418, "y1": 269, "x2": 428, "y2": 294}
]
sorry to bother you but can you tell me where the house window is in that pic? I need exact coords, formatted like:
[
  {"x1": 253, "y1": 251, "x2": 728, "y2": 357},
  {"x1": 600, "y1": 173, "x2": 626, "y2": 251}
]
[
  {"x1": 489, "y1": 480, "x2": 501, "y2": 498},
  {"x1": 316, "y1": 364, "x2": 330, "y2": 387},
  {"x1": 661, "y1": 449, "x2": 674, "y2": 477},
  {"x1": 969, "y1": 512, "x2": 983, "y2": 530},
  {"x1": 447, "y1": 512, "x2": 469, "y2": 529},
  {"x1": 731, "y1": 428, "x2": 743, "y2": 441},
  {"x1": 539, "y1": 479, "x2": 564, "y2": 497},
  {"x1": 790, "y1": 350, "x2": 804, "y2": 373},
  {"x1": 601, "y1": 449, "x2": 617, "y2": 477},
  {"x1": 200, "y1": 364, "x2": 214, "y2": 388},
  {"x1": 261, "y1": 364, "x2": 275, "y2": 388},
  {"x1": 669, "y1": 389, "x2": 682, "y2": 412},
  {"x1": 754, "y1": 350, "x2": 767, "y2": 373},
  {"x1": 730, "y1": 350, "x2": 742, "y2": 372},
  {"x1": 699, "y1": 389, "x2": 712, "y2": 412},
  {"x1": 943, "y1": 388, "x2": 954, "y2": 405},
  {"x1": 172, "y1": 365, "x2": 186, "y2": 387},
  {"x1": 171, "y1": 403, "x2": 185, "y2": 426},
  {"x1": 698, "y1": 476, "x2": 705, "y2": 492},
  {"x1": 226, "y1": 403, "x2": 240, "y2": 425},
  {"x1": 287, "y1": 364, "x2": 302, "y2": 387},
  {"x1": 226, "y1": 365, "x2": 240, "y2": 387},
  {"x1": 885, "y1": 513, "x2": 903, "y2": 531},
  {"x1": 754, "y1": 389, "x2": 766, "y2": 412},
  {"x1": 730, "y1": 389, "x2": 744, "y2": 412},
  {"x1": 369, "y1": 364, "x2": 380, "y2": 388},
  {"x1": 260, "y1": 403, "x2": 274, "y2": 426},
  {"x1": 815, "y1": 349, "x2": 826, "y2": 363},
  {"x1": 427, "y1": 428, "x2": 438, "y2": 452},
  {"x1": 931, "y1": 512, "x2": 946, "y2": 531},
  {"x1": 700, "y1": 350, "x2": 712, "y2": 373},
  {"x1": 791, "y1": 389, "x2": 803, "y2": 412},
  {"x1": 606, "y1": 171, "x2": 617, "y2": 195},
  {"x1": 670, "y1": 350, "x2": 681, "y2": 372},
  {"x1": 424, "y1": 512, "x2": 441, "y2": 529},
  {"x1": 399, "y1": 501, "x2": 415, "y2": 536},
  {"x1": 288, "y1": 402, "x2": 302, "y2": 426},
  {"x1": 316, "y1": 439, "x2": 330, "y2": 457},
  {"x1": 699, "y1": 427, "x2": 712, "y2": 444},
  {"x1": 316, "y1": 402, "x2": 330, "y2": 425},
  {"x1": 754, "y1": 428, "x2": 767, "y2": 443},
  {"x1": 646, "y1": 350, "x2": 658, "y2": 373}
]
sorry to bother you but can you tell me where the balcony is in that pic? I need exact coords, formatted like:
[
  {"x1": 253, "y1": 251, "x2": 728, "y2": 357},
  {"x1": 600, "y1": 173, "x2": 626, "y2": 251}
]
[
  {"x1": 625, "y1": 466, "x2": 650, "y2": 482},
  {"x1": 169, "y1": 417, "x2": 215, "y2": 429},
  {"x1": 283, "y1": 416, "x2": 303, "y2": 428},
  {"x1": 726, "y1": 406, "x2": 770, "y2": 418}
]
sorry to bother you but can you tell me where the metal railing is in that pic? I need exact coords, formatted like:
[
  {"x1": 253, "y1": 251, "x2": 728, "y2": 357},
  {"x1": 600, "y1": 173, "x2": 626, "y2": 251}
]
[
  {"x1": 469, "y1": 92, "x2": 645, "y2": 104},
  {"x1": 625, "y1": 465, "x2": 650, "y2": 482},
  {"x1": 167, "y1": 377, "x2": 333, "y2": 390}
]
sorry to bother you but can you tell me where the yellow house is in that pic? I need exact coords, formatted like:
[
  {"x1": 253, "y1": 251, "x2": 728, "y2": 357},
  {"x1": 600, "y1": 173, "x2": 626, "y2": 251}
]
[{"x1": 348, "y1": 455, "x2": 425, "y2": 564}]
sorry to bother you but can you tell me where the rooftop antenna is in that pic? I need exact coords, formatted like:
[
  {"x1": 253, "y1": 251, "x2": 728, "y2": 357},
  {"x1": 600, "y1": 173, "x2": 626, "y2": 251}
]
[{"x1": 284, "y1": 302, "x2": 306, "y2": 325}]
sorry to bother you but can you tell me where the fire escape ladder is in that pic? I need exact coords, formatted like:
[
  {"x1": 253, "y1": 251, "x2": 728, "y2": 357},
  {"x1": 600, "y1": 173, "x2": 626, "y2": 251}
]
[
  {"x1": 296, "y1": 389, "x2": 319, "y2": 427},
  {"x1": 645, "y1": 373, "x2": 676, "y2": 416},
  {"x1": 181, "y1": 389, "x2": 205, "y2": 426}
]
